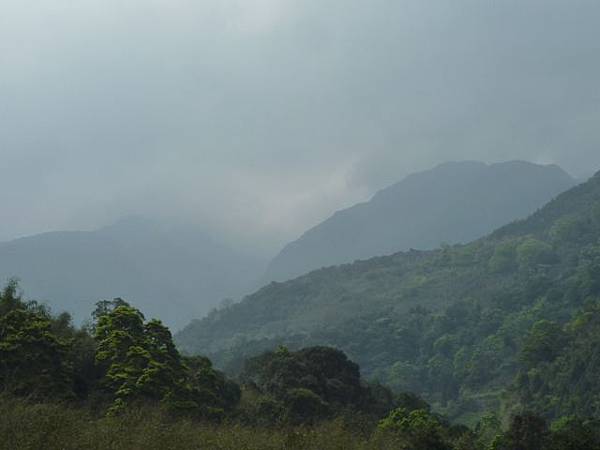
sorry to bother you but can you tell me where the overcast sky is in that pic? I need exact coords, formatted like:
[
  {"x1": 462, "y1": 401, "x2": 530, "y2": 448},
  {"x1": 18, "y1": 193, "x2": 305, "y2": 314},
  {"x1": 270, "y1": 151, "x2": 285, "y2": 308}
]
[{"x1": 1, "y1": 0, "x2": 599, "y2": 252}]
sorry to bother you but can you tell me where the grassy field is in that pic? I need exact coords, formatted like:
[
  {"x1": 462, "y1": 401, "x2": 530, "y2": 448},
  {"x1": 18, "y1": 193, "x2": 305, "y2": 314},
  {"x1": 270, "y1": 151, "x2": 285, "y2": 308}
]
[{"x1": 0, "y1": 396, "x2": 407, "y2": 450}]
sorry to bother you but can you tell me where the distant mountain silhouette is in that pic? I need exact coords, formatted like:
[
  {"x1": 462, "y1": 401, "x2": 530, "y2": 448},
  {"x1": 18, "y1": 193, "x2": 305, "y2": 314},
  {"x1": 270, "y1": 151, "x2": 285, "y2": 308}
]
[
  {"x1": 263, "y1": 161, "x2": 575, "y2": 282},
  {"x1": 0, "y1": 217, "x2": 266, "y2": 329}
]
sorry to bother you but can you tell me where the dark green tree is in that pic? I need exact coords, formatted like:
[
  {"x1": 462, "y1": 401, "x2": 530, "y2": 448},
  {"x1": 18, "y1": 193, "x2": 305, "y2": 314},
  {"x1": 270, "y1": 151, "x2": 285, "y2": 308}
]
[
  {"x1": 377, "y1": 408, "x2": 451, "y2": 450},
  {"x1": 95, "y1": 304, "x2": 173, "y2": 413},
  {"x1": 495, "y1": 414, "x2": 548, "y2": 450},
  {"x1": 548, "y1": 416, "x2": 600, "y2": 450},
  {"x1": 93, "y1": 301, "x2": 240, "y2": 417},
  {"x1": 0, "y1": 280, "x2": 74, "y2": 398}
]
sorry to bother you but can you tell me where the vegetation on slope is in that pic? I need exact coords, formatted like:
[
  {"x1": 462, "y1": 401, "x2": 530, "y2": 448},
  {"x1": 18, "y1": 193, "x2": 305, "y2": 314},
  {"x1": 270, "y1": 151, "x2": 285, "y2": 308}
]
[
  {"x1": 176, "y1": 171, "x2": 600, "y2": 422},
  {"x1": 3, "y1": 281, "x2": 600, "y2": 449}
]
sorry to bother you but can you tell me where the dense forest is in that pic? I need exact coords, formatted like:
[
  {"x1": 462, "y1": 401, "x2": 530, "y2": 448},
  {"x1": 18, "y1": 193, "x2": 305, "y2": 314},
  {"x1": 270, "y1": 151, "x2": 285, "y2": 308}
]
[
  {"x1": 2, "y1": 281, "x2": 600, "y2": 449},
  {"x1": 4, "y1": 171, "x2": 600, "y2": 449},
  {"x1": 176, "y1": 170, "x2": 600, "y2": 425}
]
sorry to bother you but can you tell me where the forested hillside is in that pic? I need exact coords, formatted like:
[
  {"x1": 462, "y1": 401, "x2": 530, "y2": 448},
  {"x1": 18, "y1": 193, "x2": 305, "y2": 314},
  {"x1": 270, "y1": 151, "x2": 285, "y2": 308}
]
[
  {"x1": 176, "y1": 170, "x2": 600, "y2": 423},
  {"x1": 3, "y1": 281, "x2": 600, "y2": 450},
  {"x1": 263, "y1": 161, "x2": 574, "y2": 282}
]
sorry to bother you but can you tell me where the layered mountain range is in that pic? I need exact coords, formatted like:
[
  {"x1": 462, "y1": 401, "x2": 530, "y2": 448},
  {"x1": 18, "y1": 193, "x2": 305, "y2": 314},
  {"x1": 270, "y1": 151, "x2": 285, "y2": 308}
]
[
  {"x1": 0, "y1": 217, "x2": 265, "y2": 328},
  {"x1": 176, "y1": 164, "x2": 600, "y2": 420},
  {"x1": 264, "y1": 161, "x2": 575, "y2": 282}
]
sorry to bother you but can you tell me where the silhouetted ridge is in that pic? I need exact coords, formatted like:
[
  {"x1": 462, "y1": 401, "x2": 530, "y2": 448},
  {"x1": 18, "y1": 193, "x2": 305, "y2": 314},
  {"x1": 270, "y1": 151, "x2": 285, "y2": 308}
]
[{"x1": 262, "y1": 161, "x2": 574, "y2": 283}]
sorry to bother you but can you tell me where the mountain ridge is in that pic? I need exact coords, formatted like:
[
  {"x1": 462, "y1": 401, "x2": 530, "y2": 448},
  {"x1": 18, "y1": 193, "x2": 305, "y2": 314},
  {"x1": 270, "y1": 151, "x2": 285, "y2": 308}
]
[
  {"x1": 263, "y1": 160, "x2": 575, "y2": 283},
  {"x1": 0, "y1": 217, "x2": 267, "y2": 329},
  {"x1": 176, "y1": 169, "x2": 600, "y2": 421}
]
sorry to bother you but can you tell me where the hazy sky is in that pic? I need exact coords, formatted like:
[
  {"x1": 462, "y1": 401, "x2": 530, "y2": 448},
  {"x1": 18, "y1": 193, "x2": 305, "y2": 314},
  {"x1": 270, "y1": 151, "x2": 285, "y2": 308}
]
[{"x1": 1, "y1": 0, "x2": 599, "y2": 252}]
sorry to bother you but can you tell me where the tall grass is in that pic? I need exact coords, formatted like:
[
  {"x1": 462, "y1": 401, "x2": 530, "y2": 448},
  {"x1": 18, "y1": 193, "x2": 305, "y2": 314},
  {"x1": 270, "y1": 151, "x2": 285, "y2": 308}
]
[{"x1": 0, "y1": 396, "x2": 402, "y2": 450}]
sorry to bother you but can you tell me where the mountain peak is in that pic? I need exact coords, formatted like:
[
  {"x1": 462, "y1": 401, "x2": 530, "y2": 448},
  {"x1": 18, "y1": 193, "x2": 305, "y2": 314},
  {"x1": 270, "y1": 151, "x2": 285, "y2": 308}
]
[
  {"x1": 263, "y1": 160, "x2": 575, "y2": 283},
  {"x1": 176, "y1": 165, "x2": 600, "y2": 422}
]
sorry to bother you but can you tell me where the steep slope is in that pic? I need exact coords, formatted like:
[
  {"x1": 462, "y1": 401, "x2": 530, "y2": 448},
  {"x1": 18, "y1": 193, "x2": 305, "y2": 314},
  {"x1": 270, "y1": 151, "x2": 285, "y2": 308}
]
[
  {"x1": 264, "y1": 161, "x2": 575, "y2": 282},
  {"x1": 0, "y1": 218, "x2": 266, "y2": 328},
  {"x1": 176, "y1": 170, "x2": 600, "y2": 421}
]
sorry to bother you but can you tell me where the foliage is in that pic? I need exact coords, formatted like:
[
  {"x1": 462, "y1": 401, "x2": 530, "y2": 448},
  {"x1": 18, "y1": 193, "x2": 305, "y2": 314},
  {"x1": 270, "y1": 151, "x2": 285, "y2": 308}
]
[
  {"x1": 3, "y1": 279, "x2": 600, "y2": 448},
  {"x1": 240, "y1": 345, "x2": 396, "y2": 424},
  {"x1": 95, "y1": 306, "x2": 183, "y2": 413},
  {"x1": 4, "y1": 171, "x2": 600, "y2": 447},
  {"x1": 514, "y1": 300, "x2": 600, "y2": 419},
  {"x1": 377, "y1": 408, "x2": 455, "y2": 450},
  {"x1": 547, "y1": 416, "x2": 600, "y2": 450},
  {"x1": 93, "y1": 299, "x2": 238, "y2": 417},
  {"x1": 175, "y1": 171, "x2": 600, "y2": 422},
  {"x1": 0, "y1": 395, "x2": 374, "y2": 450},
  {"x1": 0, "y1": 279, "x2": 74, "y2": 398},
  {"x1": 0, "y1": 288, "x2": 239, "y2": 419},
  {"x1": 492, "y1": 414, "x2": 549, "y2": 450}
]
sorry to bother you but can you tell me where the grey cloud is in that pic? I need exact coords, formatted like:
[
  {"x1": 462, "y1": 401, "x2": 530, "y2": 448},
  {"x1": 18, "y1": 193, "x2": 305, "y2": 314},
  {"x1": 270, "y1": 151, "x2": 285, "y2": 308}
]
[{"x1": 1, "y1": 0, "x2": 599, "y2": 248}]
